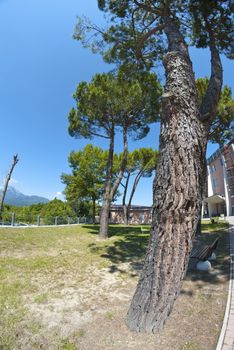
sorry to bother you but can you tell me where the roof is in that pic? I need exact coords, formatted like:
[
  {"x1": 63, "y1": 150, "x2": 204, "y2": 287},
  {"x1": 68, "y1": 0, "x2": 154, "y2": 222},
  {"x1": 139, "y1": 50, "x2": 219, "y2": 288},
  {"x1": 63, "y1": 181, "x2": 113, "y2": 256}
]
[
  {"x1": 204, "y1": 195, "x2": 225, "y2": 204},
  {"x1": 207, "y1": 138, "x2": 234, "y2": 165},
  {"x1": 110, "y1": 205, "x2": 152, "y2": 211}
]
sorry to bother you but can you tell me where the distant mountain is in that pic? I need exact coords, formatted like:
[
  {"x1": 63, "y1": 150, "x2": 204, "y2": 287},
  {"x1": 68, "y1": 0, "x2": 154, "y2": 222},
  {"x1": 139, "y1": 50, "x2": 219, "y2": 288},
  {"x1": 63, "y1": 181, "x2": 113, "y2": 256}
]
[{"x1": 0, "y1": 186, "x2": 49, "y2": 206}]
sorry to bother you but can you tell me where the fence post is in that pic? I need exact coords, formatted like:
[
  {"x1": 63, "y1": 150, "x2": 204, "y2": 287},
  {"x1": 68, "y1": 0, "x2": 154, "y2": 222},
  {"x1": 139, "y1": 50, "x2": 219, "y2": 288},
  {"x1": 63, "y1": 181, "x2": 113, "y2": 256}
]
[
  {"x1": 55, "y1": 216, "x2": 58, "y2": 225},
  {"x1": 77, "y1": 217, "x2": 80, "y2": 224},
  {"x1": 11, "y1": 212, "x2": 15, "y2": 226},
  {"x1": 67, "y1": 217, "x2": 70, "y2": 225},
  {"x1": 37, "y1": 215, "x2": 40, "y2": 226}
]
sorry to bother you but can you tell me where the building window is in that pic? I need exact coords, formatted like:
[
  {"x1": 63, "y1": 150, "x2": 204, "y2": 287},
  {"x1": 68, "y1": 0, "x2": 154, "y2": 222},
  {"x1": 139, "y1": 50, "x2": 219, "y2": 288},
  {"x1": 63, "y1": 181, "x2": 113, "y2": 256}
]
[
  {"x1": 210, "y1": 164, "x2": 216, "y2": 173},
  {"x1": 139, "y1": 213, "x2": 145, "y2": 223},
  {"x1": 212, "y1": 179, "x2": 218, "y2": 187}
]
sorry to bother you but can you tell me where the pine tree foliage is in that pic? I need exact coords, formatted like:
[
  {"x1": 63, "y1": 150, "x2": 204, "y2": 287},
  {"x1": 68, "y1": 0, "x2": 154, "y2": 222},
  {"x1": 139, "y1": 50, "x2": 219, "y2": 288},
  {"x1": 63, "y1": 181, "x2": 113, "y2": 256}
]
[{"x1": 196, "y1": 77, "x2": 234, "y2": 144}]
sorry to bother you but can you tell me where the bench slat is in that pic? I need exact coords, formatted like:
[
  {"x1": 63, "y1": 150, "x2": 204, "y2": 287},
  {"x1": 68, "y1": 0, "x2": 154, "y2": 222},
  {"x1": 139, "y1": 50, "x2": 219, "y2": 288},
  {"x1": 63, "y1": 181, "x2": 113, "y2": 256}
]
[{"x1": 191, "y1": 236, "x2": 220, "y2": 261}]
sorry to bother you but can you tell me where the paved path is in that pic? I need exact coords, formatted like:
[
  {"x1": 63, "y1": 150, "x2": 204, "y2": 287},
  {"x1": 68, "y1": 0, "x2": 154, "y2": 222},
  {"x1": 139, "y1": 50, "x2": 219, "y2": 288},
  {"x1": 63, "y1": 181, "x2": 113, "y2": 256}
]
[{"x1": 217, "y1": 216, "x2": 234, "y2": 350}]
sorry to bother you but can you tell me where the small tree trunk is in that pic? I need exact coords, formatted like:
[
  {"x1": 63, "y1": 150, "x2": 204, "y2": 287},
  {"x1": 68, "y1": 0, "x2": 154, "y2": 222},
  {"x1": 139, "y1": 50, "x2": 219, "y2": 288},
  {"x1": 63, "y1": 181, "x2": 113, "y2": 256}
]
[
  {"x1": 110, "y1": 127, "x2": 128, "y2": 198},
  {"x1": 92, "y1": 198, "x2": 96, "y2": 224},
  {"x1": 126, "y1": 18, "x2": 208, "y2": 333},
  {"x1": 122, "y1": 173, "x2": 130, "y2": 225},
  {"x1": 99, "y1": 126, "x2": 128, "y2": 238},
  {"x1": 99, "y1": 129, "x2": 115, "y2": 238},
  {"x1": 126, "y1": 205, "x2": 130, "y2": 225},
  {"x1": 123, "y1": 204, "x2": 128, "y2": 225},
  {"x1": 0, "y1": 154, "x2": 19, "y2": 220},
  {"x1": 124, "y1": 171, "x2": 142, "y2": 225},
  {"x1": 99, "y1": 197, "x2": 111, "y2": 235}
]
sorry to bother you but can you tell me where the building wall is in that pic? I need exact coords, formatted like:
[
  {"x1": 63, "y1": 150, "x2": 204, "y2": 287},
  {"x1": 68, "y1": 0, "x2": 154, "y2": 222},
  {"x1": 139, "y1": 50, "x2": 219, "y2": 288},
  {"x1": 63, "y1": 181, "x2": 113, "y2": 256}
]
[
  {"x1": 109, "y1": 207, "x2": 152, "y2": 224},
  {"x1": 208, "y1": 156, "x2": 225, "y2": 196},
  {"x1": 128, "y1": 210, "x2": 152, "y2": 225},
  {"x1": 206, "y1": 140, "x2": 234, "y2": 217},
  {"x1": 223, "y1": 142, "x2": 234, "y2": 215}
]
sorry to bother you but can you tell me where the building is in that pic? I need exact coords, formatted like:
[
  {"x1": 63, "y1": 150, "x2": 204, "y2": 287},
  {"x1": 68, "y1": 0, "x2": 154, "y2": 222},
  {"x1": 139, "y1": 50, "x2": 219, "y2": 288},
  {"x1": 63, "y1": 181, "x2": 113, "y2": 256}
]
[
  {"x1": 108, "y1": 140, "x2": 234, "y2": 224},
  {"x1": 203, "y1": 139, "x2": 234, "y2": 217},
  {"x1": 109, "y1": 205, "x2": 152, "y2": 224}
]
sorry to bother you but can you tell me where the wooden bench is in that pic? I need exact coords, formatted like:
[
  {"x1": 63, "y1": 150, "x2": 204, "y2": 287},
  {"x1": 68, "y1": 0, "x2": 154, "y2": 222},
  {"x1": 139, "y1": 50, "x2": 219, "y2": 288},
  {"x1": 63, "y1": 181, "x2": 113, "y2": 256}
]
[
  {"x1": 191, "y1": 236, "x2": 220, "y2": 262},
  {"x1": 190, "y1": 236, "x2": 220, "y2": 271},
  {"x1": 140, "y1": 226, "x2": 150, "y2": 233}
]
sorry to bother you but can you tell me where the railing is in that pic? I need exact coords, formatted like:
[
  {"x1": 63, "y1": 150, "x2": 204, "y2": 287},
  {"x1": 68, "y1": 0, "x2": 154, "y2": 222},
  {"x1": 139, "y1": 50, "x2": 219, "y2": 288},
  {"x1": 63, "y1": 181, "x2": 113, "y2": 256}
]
[{"x1": 0, "y1": 213, "x2": 93, "y2": 227}]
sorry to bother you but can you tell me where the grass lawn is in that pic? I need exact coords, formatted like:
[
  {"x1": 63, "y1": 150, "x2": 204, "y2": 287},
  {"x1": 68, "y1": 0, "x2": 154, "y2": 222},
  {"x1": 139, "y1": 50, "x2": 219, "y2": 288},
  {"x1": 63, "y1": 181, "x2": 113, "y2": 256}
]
[
  {"x1": 201, "y1": 220, "x2": 229, "y2": 232},
  {"x1": 0, "y1": 221, "x2": 230, "y2": 350}
]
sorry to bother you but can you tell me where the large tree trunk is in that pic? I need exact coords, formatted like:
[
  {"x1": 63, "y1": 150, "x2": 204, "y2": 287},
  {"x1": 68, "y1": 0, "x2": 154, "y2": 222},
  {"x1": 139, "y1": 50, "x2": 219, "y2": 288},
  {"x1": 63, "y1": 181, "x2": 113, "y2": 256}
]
[
  {"x1": 0, "y1": 155, "x2": 19, "y2": 221},
  {"x1": 126, "y1": 18, "x2": 209, "y2": 333},
  {"x1": 196, "y1": 156, "x2": 208, "y2": 235}
]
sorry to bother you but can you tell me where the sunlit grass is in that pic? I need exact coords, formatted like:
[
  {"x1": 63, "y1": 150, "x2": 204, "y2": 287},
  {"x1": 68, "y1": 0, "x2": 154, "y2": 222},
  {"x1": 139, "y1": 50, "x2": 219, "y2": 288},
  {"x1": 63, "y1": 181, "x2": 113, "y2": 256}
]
[
  {"x1": 201, "y1": 220, "x2": 229, "y2": 232},
  {"x1": 0, "y1": 222, "x2": 229, "y2": 349}
]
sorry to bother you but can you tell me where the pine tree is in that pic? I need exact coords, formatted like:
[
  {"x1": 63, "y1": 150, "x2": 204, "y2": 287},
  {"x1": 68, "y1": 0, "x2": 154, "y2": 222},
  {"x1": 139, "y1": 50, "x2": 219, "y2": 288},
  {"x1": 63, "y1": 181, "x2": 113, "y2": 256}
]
[{"x1": 74, "y1": 0, "x2": 233, "y2": 332}]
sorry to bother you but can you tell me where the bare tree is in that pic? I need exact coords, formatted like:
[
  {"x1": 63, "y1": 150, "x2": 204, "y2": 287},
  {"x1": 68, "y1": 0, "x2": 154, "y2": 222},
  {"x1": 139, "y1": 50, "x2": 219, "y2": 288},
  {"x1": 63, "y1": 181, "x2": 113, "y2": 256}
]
[{"x1": 0, "y1": 154, "x2": 19, "y2": 221}]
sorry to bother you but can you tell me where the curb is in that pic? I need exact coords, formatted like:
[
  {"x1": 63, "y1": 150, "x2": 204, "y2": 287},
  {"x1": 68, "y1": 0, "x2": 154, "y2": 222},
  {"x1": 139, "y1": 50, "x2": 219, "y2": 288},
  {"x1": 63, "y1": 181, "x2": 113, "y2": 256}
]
[{"x1": 216, "y1": 223, "x2": 234, "y2": 350}]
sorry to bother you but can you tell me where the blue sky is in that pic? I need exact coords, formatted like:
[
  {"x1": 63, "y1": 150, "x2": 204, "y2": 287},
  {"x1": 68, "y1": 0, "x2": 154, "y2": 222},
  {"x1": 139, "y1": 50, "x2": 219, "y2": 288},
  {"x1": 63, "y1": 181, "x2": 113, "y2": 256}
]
[{"x1": 0, "y1": 0, "x2": 233, "y2": 205}]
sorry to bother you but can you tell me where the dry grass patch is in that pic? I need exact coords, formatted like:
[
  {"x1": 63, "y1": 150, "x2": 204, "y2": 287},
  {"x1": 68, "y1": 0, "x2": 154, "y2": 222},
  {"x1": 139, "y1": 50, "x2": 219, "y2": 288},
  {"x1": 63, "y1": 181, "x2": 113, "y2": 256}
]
[{"x1": 0, "y1": 223, "x2": 230, "y2": 349}]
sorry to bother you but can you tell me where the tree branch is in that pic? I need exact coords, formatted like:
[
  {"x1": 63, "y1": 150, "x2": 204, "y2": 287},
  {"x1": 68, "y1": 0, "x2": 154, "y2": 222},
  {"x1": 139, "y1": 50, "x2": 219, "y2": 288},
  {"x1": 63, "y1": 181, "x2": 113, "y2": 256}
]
[
  {"x1": 128, "y1": 169, "x2": 143, "y2": 207},
  {"x1": 163, "y1": 16, "x2": 190, "y2": 57},
  {"x1": 135, "y1": 24, "x2": 165, "y2": 59},
  {"x1": 90, "y1": 131, "x2": 110, "y2": 139},
  {"x1": 119, "y1": 182, "x2": 126, "y2": 189},
  {"x1": 199, "y1": 20, "x2": 223, "y2": 123},
  {"x1": 122, "y1": 172, "x2": 130, "y2": 207},
  {"x1": 133, "y1": 0, "x2": 163, "y2": 16}
]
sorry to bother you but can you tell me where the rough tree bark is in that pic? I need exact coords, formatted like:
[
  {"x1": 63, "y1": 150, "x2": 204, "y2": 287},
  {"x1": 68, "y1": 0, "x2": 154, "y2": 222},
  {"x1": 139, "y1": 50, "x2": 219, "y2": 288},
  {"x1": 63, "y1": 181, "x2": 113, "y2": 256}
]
[
  {"x1": 99, "y1": 127, "x2": 128, "y2": 238},
  {"x1": 126, "y1": 15, "x2": 222, "y2": 333},
  {"x1": 0, "y1": 154, "x2": 19, "y2": 221}
]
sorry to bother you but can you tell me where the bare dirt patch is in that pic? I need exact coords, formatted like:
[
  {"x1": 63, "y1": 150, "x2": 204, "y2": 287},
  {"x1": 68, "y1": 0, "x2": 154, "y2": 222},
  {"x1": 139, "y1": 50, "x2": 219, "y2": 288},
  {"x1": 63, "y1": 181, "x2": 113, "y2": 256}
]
[
  {"x1": 0, "y1": 225, "x2": 230, "y2": 350},
  {"x1": 21, "y1": 260, "x2": 229, "y2": 349}
]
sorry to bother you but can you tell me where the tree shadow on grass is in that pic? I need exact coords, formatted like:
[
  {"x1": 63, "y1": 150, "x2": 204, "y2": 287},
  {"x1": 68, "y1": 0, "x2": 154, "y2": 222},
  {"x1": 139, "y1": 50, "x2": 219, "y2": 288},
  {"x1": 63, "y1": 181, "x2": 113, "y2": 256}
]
[
  {"x1": 84, "y1": 225, "x2": 149, "y2": 276},
  {"x1": 83, "y1": 224, "x2": 230, "y2": 290},
  {"x1": 100, "y1": 233, "x2": 148, "y2": 276},
  {"x1": 83, "y1": 224, "x2": 145, "y2": 238}
]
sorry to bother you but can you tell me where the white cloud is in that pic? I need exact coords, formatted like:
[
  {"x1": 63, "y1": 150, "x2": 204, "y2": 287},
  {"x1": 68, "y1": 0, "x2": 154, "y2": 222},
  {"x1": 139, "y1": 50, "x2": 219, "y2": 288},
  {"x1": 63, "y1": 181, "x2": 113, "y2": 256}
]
[
  {"x1": 52, "y1": 191, "x2": 64, "y2": 200},
  {"x1": 9, "y1": 178, "x2": 19, "y2": 185},
  {"x1": 0, "y1": 177, "x2": 19, "y2": 189}
]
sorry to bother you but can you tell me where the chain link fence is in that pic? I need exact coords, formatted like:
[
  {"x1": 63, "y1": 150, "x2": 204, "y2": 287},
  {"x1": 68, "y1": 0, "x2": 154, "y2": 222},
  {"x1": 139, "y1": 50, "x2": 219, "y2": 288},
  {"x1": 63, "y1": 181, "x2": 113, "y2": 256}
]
[{"x1": 0, "y1": 213, "x2": 93, "y2": 227}]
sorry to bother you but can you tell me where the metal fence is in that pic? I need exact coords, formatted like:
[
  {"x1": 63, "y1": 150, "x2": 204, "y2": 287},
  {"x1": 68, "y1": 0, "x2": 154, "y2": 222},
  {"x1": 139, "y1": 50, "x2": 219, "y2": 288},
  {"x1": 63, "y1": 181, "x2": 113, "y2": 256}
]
[{"x1": 0, "y1": 213, "x2": 93, "y2": 227}]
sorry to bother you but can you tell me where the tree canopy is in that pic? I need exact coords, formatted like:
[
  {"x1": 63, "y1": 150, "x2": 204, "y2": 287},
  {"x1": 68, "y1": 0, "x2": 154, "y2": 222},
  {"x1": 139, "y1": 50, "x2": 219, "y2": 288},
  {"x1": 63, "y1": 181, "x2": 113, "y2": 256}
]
[
  {"x1": 196, "y1": 77, "x2": 234, "y2": 144},
  {"x1": 68, "y1": 70, "x2": 161, "y2": 141},
  {"x1": 75, "y1": 0, "x2": 233, "y2": 69},
  {"x1": 61, "y1": 144, "x2": 109, "y2": 223},
  {"x1": 68, "y1": 69, "x2": 162, "y2": 237}
]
